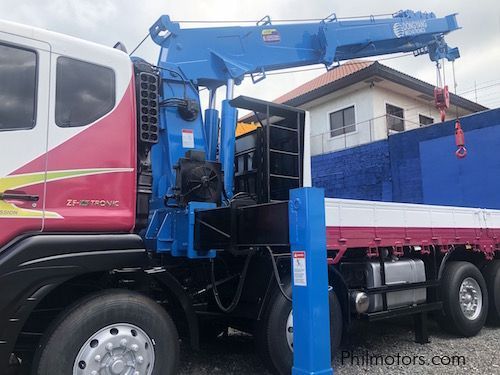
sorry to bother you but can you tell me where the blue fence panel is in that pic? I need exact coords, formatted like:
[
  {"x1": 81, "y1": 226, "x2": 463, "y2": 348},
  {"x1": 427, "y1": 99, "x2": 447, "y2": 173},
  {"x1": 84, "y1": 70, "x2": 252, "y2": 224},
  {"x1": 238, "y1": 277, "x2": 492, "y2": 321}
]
[
  {"x1": 311, "y1": 140, "x2": 392, "y2": 201},
  {"x1": 311, "y1": 108, "x2": 500, "y2": 208}
]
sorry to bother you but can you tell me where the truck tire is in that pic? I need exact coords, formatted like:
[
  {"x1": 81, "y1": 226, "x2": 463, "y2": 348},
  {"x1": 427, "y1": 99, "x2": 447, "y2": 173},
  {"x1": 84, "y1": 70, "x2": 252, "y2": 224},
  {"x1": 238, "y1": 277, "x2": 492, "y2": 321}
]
[
  {"x1": 482, "y1": 260, "x2": 500, "y2": 325},
  {"x1": 256, "y1": 283, "x2": 341, "y2": 375},
  {"x1": 32, "y1": 289, "x2": 179, "y2": 375},
  {"x1": 438, "y1": 261, "x2": 488, "y2": 337}
]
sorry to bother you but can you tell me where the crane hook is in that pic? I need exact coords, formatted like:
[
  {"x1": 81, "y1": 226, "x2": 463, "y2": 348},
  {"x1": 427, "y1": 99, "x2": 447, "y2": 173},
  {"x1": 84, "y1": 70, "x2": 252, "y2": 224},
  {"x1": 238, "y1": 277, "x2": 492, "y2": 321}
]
[{"x1": 454, "y1": 119, "x2": 467, "y2": 159}]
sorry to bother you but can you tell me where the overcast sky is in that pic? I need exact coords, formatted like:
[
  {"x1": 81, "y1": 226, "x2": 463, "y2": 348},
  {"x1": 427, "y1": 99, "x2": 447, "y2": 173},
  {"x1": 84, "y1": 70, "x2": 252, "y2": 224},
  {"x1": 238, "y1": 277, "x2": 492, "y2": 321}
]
[{"x1": 1, "y1": 0, "x2": 499, "y2": 108}]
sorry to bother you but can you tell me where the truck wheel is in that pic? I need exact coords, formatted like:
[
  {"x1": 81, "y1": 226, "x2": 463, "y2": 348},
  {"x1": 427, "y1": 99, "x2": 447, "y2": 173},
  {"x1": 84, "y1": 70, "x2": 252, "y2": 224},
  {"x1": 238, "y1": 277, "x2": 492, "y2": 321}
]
[
  {"x1": 438, "y1": 261, "x2": 488, "y2": 337},
  {"x1": 32, "y1": 290, "x2": 179, "y2": 375},
  {"x1": 482, "y1": 260, "x2": 500, "y2": 325},
  {"x1": 256, "y1": 283, "x2": 341, "y2": 375}
]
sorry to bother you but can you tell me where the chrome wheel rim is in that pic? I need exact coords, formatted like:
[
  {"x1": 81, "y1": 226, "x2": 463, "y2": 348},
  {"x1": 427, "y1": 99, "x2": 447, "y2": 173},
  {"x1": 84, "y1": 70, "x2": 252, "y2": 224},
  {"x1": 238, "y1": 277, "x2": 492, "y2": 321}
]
[
  {"x1": 72, "y1": 323, "x2": 155, "y2": 375},
  {"x1": 286, "y1": 310, "x2": 294, "y2": 352},
  {"x1": 459, "y1": 277, "x2": 483, "y2": 321}
]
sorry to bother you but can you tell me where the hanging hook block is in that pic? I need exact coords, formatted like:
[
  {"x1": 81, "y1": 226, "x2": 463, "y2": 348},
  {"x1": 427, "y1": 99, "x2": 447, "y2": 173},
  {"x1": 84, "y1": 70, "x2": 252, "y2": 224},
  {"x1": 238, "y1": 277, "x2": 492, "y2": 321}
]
[{"x1": 455, "y1": 120, "x2": 467, "y2": 159}]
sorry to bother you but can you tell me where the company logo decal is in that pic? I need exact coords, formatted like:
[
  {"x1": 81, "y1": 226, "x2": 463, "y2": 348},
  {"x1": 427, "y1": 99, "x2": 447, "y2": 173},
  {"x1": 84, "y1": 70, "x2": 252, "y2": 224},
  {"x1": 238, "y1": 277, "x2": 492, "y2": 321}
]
[
  {"x1": 67, "y1": 199, "x2": 120, "y2": 208},
  {"x1": 0, "y1": 168, "x2": 132, "y2": 219},
  {"x1": 393, "y1": 20, "x2": 428, "y2": 38}
]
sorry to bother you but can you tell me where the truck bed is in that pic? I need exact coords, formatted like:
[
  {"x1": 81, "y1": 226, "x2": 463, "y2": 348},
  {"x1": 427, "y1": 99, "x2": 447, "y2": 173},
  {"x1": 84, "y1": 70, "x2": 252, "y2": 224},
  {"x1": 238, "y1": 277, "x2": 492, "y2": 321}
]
[{"x1": 324, "y1": 198, "x2": 500, "y2": 262}]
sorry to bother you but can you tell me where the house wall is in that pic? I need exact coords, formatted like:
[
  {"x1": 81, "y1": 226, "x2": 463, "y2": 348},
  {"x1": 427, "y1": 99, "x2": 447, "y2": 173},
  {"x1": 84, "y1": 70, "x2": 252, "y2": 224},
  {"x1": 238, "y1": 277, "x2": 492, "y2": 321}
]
[
  {"x1": 308, "y1": 84, "x2": 376, "y2": 155},
  {"x1": 372, "y1": 85, "x2": 454, "y2": 132},
  {"x1": 308, "y1": 82, "x2": 474, "y2": 156},
  {"x1": 311, "y1": 108, "x2": 500, "y2": 209}
]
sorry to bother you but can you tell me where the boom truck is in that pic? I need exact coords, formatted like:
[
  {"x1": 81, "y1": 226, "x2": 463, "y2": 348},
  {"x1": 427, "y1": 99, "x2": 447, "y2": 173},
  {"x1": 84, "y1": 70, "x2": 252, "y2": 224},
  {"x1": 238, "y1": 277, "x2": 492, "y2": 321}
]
[{"x1": 1, "y1": 9, "x2": 500, "y2": 375}]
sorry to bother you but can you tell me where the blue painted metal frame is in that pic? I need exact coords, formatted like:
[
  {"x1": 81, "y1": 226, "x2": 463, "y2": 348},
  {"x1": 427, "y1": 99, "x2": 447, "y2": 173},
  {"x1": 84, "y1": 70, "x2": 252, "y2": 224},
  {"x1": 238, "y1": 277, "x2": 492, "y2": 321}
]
[
  {"x1": 148, "y1": 63, "x2": 209, "y2": 210},
  {"x1": 289, "y1": 188, "x2": 332, "y2": 375},
  {"x1": 144, "y1": 10, "x2": 461, "y2": 259},
  {"x1": 150, "y1": 11, "x2": 460, "y2": 88},
  {"x1": 144, "y1": 202, "x2": 216, "y2": 259},
  {"x1": 145, "y1": 10, "x2": 461, "y2": 211},
  {"x1": 220, "y1": 100, "x2": 238, "y2": 199},
  {"x1": 203, "y1": 108, "x2": 219, "y2": 161}
]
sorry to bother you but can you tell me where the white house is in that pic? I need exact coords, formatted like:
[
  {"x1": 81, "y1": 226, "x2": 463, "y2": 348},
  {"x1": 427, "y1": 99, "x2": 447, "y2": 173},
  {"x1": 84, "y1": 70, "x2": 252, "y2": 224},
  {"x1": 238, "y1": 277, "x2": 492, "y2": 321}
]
[{"x1": 271, "y1": 61, "x2": 487, "y2": 156}]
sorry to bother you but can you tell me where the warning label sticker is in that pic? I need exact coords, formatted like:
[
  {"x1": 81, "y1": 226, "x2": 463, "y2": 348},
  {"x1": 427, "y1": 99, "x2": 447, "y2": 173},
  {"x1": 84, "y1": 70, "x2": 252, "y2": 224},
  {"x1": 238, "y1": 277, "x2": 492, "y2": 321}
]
[
  {"x1": 262, "y1": 28, "x2": 281, "y2": 43},
  {"x1": 181, "y1": 129, "x2": 194, "y2": 148},
  {"x1": 292, "y1": 251, "x2": 307, "y2": 287}
]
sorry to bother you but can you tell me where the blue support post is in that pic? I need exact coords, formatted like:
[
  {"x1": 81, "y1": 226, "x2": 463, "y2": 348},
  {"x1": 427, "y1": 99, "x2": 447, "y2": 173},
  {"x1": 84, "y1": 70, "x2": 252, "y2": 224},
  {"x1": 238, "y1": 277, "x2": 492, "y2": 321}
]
[
  {"x1": 289, "y1": 187, "x2": 333, "y2": 375},
  {"x1": 220, "y1": 100, "x2": 237, "y2": 199},
  {"x1": 204, "y1": 108, "x2": 219, "y2": 161}
]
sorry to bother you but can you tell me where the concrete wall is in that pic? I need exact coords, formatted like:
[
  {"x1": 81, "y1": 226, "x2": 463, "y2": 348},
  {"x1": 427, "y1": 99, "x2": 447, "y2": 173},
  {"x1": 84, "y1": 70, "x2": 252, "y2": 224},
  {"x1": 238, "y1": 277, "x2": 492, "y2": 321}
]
[
  {"x1": 312, "y1": 140, "x2": 392, "y2": 201},
  {"x1": 311, "y1": 108, "x2": 500, "y2": 209}
]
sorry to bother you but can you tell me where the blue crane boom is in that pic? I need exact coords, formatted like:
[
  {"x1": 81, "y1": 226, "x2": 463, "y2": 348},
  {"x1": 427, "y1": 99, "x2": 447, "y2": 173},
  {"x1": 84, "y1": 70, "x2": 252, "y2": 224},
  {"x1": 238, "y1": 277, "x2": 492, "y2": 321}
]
[
  {"x1": 144, "y1": 10, "x2": 461, "y2": 224},
  {"x1": 150, "y1": 10, "x2": 459, "y2": 88}
]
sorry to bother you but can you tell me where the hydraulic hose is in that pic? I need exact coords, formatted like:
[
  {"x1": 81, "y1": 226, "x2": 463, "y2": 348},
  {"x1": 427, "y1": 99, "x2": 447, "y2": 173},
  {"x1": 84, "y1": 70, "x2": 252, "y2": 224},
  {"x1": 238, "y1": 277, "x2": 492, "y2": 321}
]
[{"x1": 210, "y1": 252, "x2": 254, "y2": 313}]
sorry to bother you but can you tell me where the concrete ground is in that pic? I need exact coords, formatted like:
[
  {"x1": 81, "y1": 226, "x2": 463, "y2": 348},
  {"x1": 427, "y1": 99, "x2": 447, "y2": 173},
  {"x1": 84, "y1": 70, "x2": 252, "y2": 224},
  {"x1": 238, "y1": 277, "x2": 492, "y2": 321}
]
[{"x1": 178, "y1": 319, "x2": 500, "y2": 375}]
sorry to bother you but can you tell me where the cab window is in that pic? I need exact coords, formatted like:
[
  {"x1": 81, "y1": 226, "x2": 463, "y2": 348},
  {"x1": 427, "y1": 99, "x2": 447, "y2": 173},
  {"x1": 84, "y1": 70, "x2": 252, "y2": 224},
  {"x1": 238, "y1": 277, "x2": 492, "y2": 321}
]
[
  {"x1": 0, "y1": 43, "x2": 37, "y2": 131},
  {"x1": 55, "y1": 57, "x2": 115, "y2": 128}
]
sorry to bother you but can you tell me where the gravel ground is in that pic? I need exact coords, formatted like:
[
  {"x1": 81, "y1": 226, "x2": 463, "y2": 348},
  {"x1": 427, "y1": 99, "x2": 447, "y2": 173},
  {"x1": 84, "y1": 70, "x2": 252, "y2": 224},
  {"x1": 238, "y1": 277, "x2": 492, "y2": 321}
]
[{"x1": 178, "y1": 319, "x2": 500, "y2": 375}]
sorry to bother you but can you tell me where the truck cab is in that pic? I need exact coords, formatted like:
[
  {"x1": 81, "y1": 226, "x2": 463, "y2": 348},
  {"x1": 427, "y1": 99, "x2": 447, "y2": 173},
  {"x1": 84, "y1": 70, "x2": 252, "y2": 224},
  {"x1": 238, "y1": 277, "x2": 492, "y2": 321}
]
[
  {"x1": 0, "y1": 20, "x2": 137, "y2": 247},
  {"x1": 0, "y1": 21, "x2": 158, "y2": 374}
]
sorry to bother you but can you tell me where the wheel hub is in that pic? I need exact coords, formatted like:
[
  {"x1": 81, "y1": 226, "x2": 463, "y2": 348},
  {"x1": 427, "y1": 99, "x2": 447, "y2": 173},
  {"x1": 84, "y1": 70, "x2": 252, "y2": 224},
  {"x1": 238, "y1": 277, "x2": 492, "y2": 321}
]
[
  {"x1": 73, "y1": 323, "x2": 155, "y2": 375},
  {"x1": 459, "y1": 277, "x2": 483, "y2": 321},
  {"x1": 110, "y1": 359, "x2": 125, "y2": 374}
]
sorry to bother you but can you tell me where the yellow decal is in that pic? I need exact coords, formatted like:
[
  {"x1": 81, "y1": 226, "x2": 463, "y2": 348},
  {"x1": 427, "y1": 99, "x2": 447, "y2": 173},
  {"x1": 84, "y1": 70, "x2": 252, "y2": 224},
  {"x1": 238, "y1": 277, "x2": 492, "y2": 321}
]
[{"x1": 0, "y1": 168, "x2": 133, "y2": 219}]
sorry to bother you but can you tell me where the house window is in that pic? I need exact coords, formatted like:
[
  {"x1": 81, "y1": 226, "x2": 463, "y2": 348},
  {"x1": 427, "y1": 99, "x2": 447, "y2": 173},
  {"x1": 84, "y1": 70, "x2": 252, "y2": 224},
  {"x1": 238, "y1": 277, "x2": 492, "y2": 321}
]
[
  {"x1": 55, "y1": 57, "x2": 115, "y2": 128},
  {"x1": 386, "y1": 104, "x2": 404, "y2": 132},
  {"x1": 419, "y1": 114, "x2": 434, "y2": 126},
  {"x1": 329, "y1": 106, "x2": 355, "y2": 138}
]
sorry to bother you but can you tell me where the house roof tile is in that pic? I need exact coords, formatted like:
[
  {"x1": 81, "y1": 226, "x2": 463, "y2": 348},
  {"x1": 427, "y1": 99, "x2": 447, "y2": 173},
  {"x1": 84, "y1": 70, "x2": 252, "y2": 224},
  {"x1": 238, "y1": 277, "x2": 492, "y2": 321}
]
[{"x1": 274, "y1": 60, "x2": 375, "y2": 104}]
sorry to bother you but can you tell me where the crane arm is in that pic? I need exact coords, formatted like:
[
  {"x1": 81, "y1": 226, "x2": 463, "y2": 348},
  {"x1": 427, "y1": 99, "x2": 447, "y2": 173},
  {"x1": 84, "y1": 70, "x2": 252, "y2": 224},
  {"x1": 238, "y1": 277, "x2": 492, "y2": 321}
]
[
  {"x1": 145, "y1": 9, "x2": 462, "y2": 211},
  {"x1": 150, "y1": 10, "x2": 460, "y2": 88}
]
